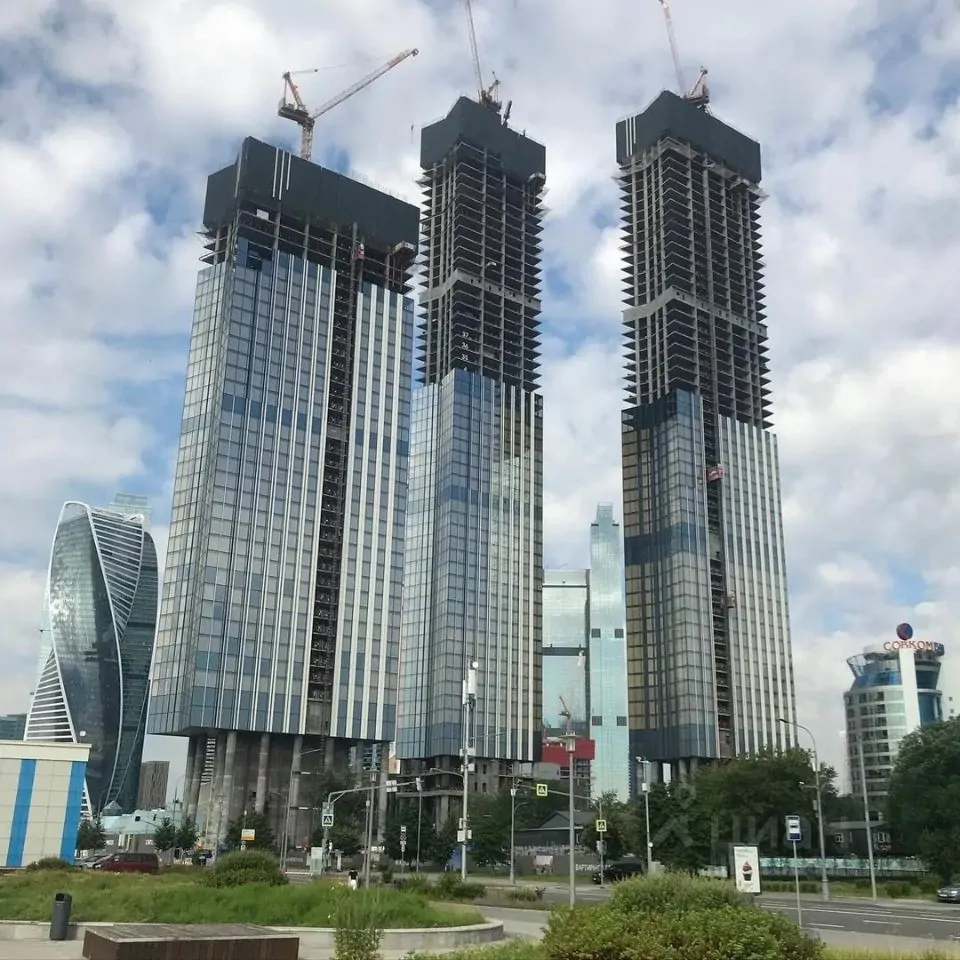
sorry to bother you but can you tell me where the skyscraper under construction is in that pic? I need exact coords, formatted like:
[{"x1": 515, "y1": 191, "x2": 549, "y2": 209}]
[
  {"x1": 395, "y1": 95, "x2": 546, "y2": 805},
  {"x1": 149, "y1": 137, "x2": 418, "y2": 844},
  {"x1": 618, "y1": 90, "x2": 797, "y2": 782}
]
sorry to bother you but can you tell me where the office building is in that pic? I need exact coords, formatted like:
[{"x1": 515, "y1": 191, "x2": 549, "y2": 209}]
[
  {"x1": 0, "y1": 739, "x2": 91, "y2": 867},
  {"x1": 845, "y1": 626, "x2": 944, "y2": 806},
  {"x1": 587, "y1": 505, "x2": 630, "y2": 799},
  {"x1": 542, "y1": 570, "x2": 588, "y2": 738},
  {"x1": 148, "y1": 137, "x2": 418, "y2": 845},
  {"x1": 24, "y1": 498, "x2": 157, "y2": 814},
  {"x1": 137, "y1": 760, "x2": 170, "y2": 810},
  {"x1": 395, "y1": 95, "x2": 546, "y2": 805},
  {"x1": 0, "y1": 714, "x2": 26, "y2": 740},
  {"x1": 618, "y1": 90, "x2": 796, "y2": 781}
]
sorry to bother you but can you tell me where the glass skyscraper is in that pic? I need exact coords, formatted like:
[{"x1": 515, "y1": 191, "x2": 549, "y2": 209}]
[
  {"x1": 148, "y1": 137, "x2": 418, "y2": 842},
  {"x1": 588, "y1": 505, "x2": 630, "y2": 799},
  {"x1": 24, "y1": 497, "x2": 157, "y2": 814},
  {"x1": 395, "y1": 96, "x2": 546, "y2": 793},
  {"x1": 618, "y1": 91, "x2": 796, "y2": 781}
]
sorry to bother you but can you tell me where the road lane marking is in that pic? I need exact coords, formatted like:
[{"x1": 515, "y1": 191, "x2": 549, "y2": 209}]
[
  {"x1": 863, "y1": 919, "x2": 900, "y2": 925},
  {"x1": 808, "y1": 923, "x2": 844, "y2": 929},
  {"x1": 763, "y1": 905, "x2": 960, "y2": 925}
]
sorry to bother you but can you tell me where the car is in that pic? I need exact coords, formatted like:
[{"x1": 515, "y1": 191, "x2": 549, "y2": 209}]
[
  {"x1": 93, "y1": 852, "x2": 160, "y2": 873},
  {"x1": 592, "y1": 859, "x2": 645, "y2": 884},
  {"x1": 77, "y1": 855, "x2": 105, "y2": 869},
  {"x1": 938, "y1": 885, "x2": 960, "y2": 903}
]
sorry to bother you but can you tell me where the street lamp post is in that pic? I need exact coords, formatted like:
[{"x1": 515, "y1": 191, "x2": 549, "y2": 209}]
[
  {"x1": 415, "y1": 777, "x2": 423, "y2": 873},
  {"x1": 779, "y1": 718, "x2": 830, "y2": 902},
  {"x1": 509, "y1": 783, "x2": 518, "y2": 885},
  {"x1": 852, "y1": 732, "x2": 878, "y2": 900},
  {"x1": 636, "y1": 758, "x2": 653, "y2": 874},
  {"x1": 461, "y1": 660, "x2": 478, "y2": 881}
]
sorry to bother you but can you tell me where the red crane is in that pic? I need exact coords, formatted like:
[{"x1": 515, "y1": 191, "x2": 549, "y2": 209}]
[{"x1": 278, "y1": 48, "x2": 419, "y2": 162}]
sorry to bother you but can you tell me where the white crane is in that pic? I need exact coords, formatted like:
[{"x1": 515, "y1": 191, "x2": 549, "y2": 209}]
[
  {"x1": 462, "y1": 0, "x2": 508, "y2": 117},
  {"x1": 657, "y1": 0, "x2": 709, "y2": 108},
  {"x1": 278, "y1": 48, "x2": 419, "y2": 161}
]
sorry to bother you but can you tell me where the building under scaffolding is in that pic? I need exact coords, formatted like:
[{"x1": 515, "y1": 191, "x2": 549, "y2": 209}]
[
  {"x1": 395, "y1": 96, "x2": 546, "y2": 815},
  {"x1": 148, "y1": 137, "x2": 418, "y2": 848}
]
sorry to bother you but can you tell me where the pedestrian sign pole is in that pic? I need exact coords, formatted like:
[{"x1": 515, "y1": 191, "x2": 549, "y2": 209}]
[
  {"x1": 400, "y1": 825, "x2": 407, "y2": 875},
  {"x1": 786, "y1": 815, "x2": 803, "y2": 926}
]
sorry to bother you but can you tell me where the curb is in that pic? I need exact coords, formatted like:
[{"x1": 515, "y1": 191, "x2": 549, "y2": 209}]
[{"x1": 0, "y1": 919, "x2": 505, "y2": 947}]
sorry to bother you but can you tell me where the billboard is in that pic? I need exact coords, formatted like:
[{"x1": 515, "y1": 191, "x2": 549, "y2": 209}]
[{"x1": 733, "y1": 845, "x2": 761, "y2": 894}]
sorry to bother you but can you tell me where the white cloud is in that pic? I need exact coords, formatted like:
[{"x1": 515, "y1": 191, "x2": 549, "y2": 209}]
[{"x1": 0, "y1": 0, "x2": 957, "y2": 784}]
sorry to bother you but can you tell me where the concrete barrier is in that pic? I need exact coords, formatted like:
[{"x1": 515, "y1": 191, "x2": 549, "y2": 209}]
[{"x1": 0, "y1": 918, "x2": 505, "y2": 948}]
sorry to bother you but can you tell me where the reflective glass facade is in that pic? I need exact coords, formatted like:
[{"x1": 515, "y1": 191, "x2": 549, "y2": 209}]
[
  {"x1": 542, "y1": 570, "x2": 588, "y2": 737},
  {"x1": 588, "y1": 505, "x2": 630, "y2": 799},
  {"x1": 25, "y1": 501, "x2": 157, "y2": 814},
  {"x1": 618, "y1": 92, "x2": 796, "y2": 779},
  {"x1": 397, "y1": 370, "x2": 541, "y2": 761},
  {"x1": 844, "y1": 643, "x2": 944, "y2": 805}
]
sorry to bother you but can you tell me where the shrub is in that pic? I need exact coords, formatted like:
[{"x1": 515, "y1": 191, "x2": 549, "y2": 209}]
[
  {"x1": 435, "y1": 872, "x2": 485, "y2": 901},
  {"x1": 918, "y1": 875, "x2": 941, "y2": 894},
  {"x1": 507, "y1": 887, "x2": 541, "y2": 902},
  {"x1": 205, "y1": 850, "x2": 288, "y2": 888},
  {"x1": 394, "y1": 874, "x2": 431, "y2": 893},
  {"x1": 544, "y1": 901, "x2": 823, "y2": 960},
  {"x1": 609, "y1": 873, "x2": 746, "y2": 915},
  {"x1": 884, "y1": 880, "x2": 913, "y2": 898},
  {"x1": 25, "y1": 858, "x2": 75, "y2": 872},
  {"x1": 334, "y1": 890, "x2": 384, "y2": 960}
]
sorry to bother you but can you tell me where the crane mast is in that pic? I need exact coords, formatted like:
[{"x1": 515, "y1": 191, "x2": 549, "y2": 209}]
[
  {"x1": 462, "y1": 0, "x2": 502, "y2": 113},
  {"x1": 278, "y1": 48, "x2": 419, "y2": 161},
  {"x1": 657, "y1": 0, "x2": 710, "y2": 109}
]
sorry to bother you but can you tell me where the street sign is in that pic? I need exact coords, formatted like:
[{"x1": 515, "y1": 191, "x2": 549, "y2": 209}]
[
  {"x1": 321, "y1": 812, "x2": 334, "y2": 828},
  {"x1": 595, "y1": 819, "x2": 607, "y2": 833},
  {"x1": 400, "y1": 825, "x2": 407, "y2": 838},
  {"x1": 400, "y1": 841, "x2": 407, "y2": 852},
  {"x1": 785, "y1": 815, "x2": 802, "y2": 844},
  {"x1": 535, "y1": 783, "x2": 548, "y2": 797},
  {"x1": 240, "y1": 828, "x2": 255, "y2": 842}
]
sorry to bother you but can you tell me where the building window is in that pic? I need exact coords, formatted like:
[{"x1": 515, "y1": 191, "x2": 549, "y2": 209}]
[
  {"x1": 592, "y1": 716, "x2": 602, "y2": 726},
  {"x1": 591, "y1": 628, "x2": 601, "y2": 638},
  {"x1": 614, "y1": 629, "x2": 624, "y2": 638},
  {"x1": 617, "y1": 716, "x2": 627, "y2": 726}
]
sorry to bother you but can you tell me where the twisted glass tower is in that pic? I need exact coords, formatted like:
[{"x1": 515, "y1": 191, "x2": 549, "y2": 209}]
[
  {"x1": 618, "y1": 92, "x2": 796, "y2": 781},
  {"x1": 24, "y1": 498, "x2": 157, "y2": 814}
]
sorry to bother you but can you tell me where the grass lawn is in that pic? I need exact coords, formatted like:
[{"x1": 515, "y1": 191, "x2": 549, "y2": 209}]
[{"x1": 0, "y1": 869, "x2": 482, "y2": 928}]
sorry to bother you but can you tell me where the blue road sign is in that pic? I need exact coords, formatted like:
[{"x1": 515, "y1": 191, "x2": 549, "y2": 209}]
[{"x1": 785, "y1": 815, "x2": 802, "y2": 844}]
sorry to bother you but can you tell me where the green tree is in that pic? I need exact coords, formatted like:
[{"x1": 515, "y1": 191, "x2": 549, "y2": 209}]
[
  {"x1": 645, "y1": 780, "x2": 713, "y2": 872},
  {"x1": 582, "y1": 794, "x2": 640, "y2": 861},
  {"x1": 76, "y1": 817, "x2": 106, "y2": 852},
  {"x1": 225, "y1": 811, "x2": 275, "y2": 851},
  {"x1": 887, "y1": 717, "x2": 960, "y2": 882},
  {"x1": 175, "y1": 817, "x2": 199, "y2": 854},
  {"x1": 467, "y1": 793, "x2": 511, "y2": 866},
  {"x1": 152, "y1": 816, "x2": 177, "y2": 854}
]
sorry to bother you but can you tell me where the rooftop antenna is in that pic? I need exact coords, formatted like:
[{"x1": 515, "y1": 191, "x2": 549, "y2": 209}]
[
  {"x1": 463, "y1": 0, "x2": 502, "y2": 114},
  {"x1": 278, "y1": 48, "x2": 419, "y2": 161},
  {"x1": 657, "y1": 0, "x2": 710, "y2": 109}
]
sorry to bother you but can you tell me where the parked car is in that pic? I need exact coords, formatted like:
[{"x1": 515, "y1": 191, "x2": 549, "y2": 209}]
[
  {"x1": 93, "y1": 852, "x2": 159, "y2": 873},
  {"x1": 592, "y1": 858, "x2": 645, "y2": 884},
  {"x1": 77, "y1": 856, "x2": 105, "y2": 869},
  {"x1": 938, "y1": 884, "x2": 960, "y2": 903}
]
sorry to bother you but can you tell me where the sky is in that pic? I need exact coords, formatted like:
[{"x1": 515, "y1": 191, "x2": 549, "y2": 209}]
[{"x1": 1, "y1": 0, "x2": 958, "y2": 790}]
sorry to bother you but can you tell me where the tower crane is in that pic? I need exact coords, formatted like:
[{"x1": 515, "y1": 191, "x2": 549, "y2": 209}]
[
  {"x1": 656, "y1": 0, "x2": 709, "y2": 109},
  {"x1": 462, "y1": 0, "x2": 507, "y2": 117},
  {"x1": 278, "y1": 48, "x2": 419, "y2": 162}
]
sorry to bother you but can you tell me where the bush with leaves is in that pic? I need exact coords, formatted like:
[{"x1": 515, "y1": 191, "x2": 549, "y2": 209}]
[
  {"x1": 205, "y1": 849, "x2": 288, "y2": 887},
  {"x1": 334, "y1": 889, "x2": 385, "y2": 960},
  {"x1": 25, "y1": 857, "x2": 75, "y2": 872},
  {"x1": 609, "y1": 872, "x2": 746, "y2": 915},
  {"x1": 434, "y1": 872, "x2": 486, "y2": 901},
  {"x1": 544, "y1": 875, "x2": 823, "y2": 960}
]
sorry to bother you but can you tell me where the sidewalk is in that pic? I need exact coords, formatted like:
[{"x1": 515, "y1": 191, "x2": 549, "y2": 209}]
[{"x1": 760, "y1": 891, "x2": 947, "y2": 909}]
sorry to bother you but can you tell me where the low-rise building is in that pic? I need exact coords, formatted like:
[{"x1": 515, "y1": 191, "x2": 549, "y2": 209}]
[{"x1": 0, "y1": 739, "x2": 91, "y2": 867}]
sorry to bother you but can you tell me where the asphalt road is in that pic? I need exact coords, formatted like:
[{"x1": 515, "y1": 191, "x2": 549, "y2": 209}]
[{"x1": 759, "y1": 894, "x2": 960, "y2": 942}]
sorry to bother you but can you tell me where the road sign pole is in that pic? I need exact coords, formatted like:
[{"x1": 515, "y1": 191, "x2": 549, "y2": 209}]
[{"x1": 792, "y1": 839, "x2": 802, "y2": 926}]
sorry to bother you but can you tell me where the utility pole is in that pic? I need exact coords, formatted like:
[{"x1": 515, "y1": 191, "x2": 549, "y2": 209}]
[
  {"x1": 461, "y1": 660, "x2": 478, "y2": 880},
  {"x1": 637, "y1": 757, "x2": 653, "y2": 873},
  {"x1": 559, "y1": 696, "x2": 577, "y2": 907},
  {"x1": 509, "y1": 781, "x2": 518, "y2": 885},
  {"x1": 854, "y1": 734, "x2": 878, "y2": 900}
]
